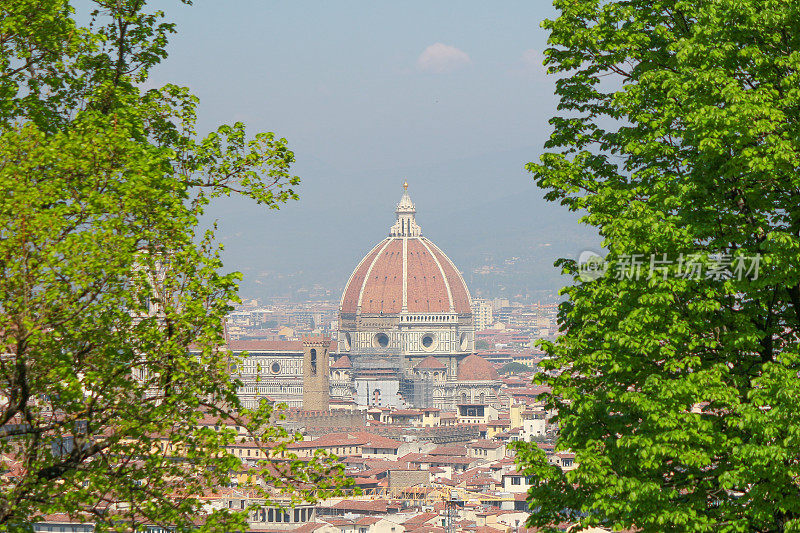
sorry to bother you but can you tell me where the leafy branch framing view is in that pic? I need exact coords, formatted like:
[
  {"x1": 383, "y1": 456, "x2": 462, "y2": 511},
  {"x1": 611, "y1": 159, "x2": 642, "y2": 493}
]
[{"x1": 0, "y1": 1, "x2": 349, "y2": 531}]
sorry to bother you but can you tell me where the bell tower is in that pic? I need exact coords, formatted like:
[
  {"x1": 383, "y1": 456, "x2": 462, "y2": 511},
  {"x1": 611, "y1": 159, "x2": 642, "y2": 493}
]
[{"x1": 302, "y1": 336, "x2": 330, "y2": 411}]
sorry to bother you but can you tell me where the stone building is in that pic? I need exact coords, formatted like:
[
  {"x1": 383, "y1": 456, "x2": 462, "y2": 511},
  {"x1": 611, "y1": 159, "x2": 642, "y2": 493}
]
[
  {"x1": 228, "y1": 338, "x2": 335, "y2": 409},
  {"x1": 471, "y1": 298, "x2": 494, "y2": 331}
]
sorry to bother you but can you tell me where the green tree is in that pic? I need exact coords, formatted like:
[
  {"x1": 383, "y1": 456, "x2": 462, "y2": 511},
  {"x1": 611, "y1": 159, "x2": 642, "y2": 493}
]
[
  {"x1": 513, "y1": 1, "x2": 800, "y2": 532},
  {"x1": 500, "y1": 362, "x2": 532, "y2": 375},
  {"x1": 0, "y1": 1, "x2": 347, "y2": 531},
  {"x1": 475, "y1": 339, "x2": 492, "y2": 350}
]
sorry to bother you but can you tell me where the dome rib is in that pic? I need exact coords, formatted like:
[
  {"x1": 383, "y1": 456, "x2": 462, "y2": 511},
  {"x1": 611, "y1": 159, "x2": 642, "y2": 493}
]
[
  {"x1": 401, "y1": 237, "x2": 408, "y2": 311},
  {"x1": 361, "y1": 239, "x2": 404, "y2": 313},
  {"x1": 418, "y1": 237, "x2": 454, "y2": 312},
  {"x1": 406, "y1": 238, "x2": 449, "y2": 313},
  {"x1": 426, "y1": 240, "x2": 472, "y2": 314}
]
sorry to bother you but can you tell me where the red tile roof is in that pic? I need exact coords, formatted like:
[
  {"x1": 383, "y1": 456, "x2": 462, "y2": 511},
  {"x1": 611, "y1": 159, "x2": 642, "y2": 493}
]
[
  {"x1": 467, "y1": 439, "x2": 504, "y2": 450},
  {"x1": 289, "y1": 431, "x2": 402, "y2": 450},
  {"x1": 330, "y1": 355, "x2": 352, "y2": 369},
  {"x1": 415, "y1": 356, "x2": 448, "y2": 370},
  {"x1": 329, "y1": 499, "x2": 388, "y2": 513},
  {"x1": 227, "y1": 338, "x2": 337, "y2": 353},
  {"x1": 429, "y1": 445, "x2": 468, "y2": 456}
]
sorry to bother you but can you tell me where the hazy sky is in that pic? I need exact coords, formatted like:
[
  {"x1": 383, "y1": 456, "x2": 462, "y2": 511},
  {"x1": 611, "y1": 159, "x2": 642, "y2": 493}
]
[{"x1": 142, "y1": 1, "x2": 597, "y2": 300}]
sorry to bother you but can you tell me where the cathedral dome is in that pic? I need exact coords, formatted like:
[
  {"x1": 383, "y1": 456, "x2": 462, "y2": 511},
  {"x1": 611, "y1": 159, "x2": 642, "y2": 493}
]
[
  {"x1": 340, "y1": 185, "x2": 471, "y2": 316},
  {"x1": 457, "y1": 354, "x2": 498, "y2": 381}
]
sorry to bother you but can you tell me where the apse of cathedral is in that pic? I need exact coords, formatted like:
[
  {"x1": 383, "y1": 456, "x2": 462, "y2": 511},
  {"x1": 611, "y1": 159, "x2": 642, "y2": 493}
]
[{"x1": 331, "y1": 183, "x2": 500, "y2": 410}]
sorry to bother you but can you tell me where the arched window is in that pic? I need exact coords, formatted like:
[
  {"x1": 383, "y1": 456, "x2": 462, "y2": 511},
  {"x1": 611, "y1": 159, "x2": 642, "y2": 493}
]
[
  {"x1": 310, "y1": 349, "x2": 317, "y2": 375},
  {"x1": 479, "y1": 392, "x2": 485, "y2": 404}
]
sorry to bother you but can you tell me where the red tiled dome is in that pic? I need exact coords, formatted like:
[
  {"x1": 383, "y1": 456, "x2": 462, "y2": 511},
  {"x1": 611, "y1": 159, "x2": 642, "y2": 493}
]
[
  {"x1": 415, "y1": 356, "x2": 447, "y2": 370},
  {"x1": 457, "y1": 355, "x2": 498, "y2": 381},
  {"x1": 340, "y1": 236, "x2": 472, "y2": 316}
]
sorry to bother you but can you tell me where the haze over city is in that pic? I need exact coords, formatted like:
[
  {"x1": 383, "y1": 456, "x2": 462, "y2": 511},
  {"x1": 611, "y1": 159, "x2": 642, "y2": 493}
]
[{"x1": 142, "y1": 0, "x2": 600, "y2": 300}]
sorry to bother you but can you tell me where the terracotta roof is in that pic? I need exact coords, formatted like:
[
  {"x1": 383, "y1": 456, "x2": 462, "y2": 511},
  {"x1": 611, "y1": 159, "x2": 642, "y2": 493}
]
[
  {"x1": 429, "y1": 445, "x2": 468, "y2": 456},
  {"x1": 403, "y1": 512, "x2": 439, "y2": 529},
  {"x1": 415, "y1": 356, "x2": 447, "y2": 370},
  {"x1": 329, "y1": 499, "x2": 388, "y2": 513},
  {"x1": 457, "y1": 354, "x2": 499, "y2": 381},
  {"x1": 227, "y1": 339, "x2": 302, "y2": 351},
  {"x1": 290, "y1": 523, "x2": 330, "y2": 533},
  {"x1": 509, "y1": 385, "x2": 551, "y2": 397},
  {"x1": 467, "y1": 439, "x2": 504, "y2": 450},
  {"x1": 289, "y1": 431, "x2": 402, "y2": 451},
  {"x1": 227, "y1": 338, "x2": 337, "y2": 353},
  {"x1": 331, "y1": 355, "x2": 352, "y2": 369},
  {"x1": 391, "y1": 409, "x2": 423, "y2": 416},
  {"x1": 408, "y1": 455, "x2": 475, "y2": 466},
  {"x1": 340, "y1": 237, "x2": 471, "y2": 315}
]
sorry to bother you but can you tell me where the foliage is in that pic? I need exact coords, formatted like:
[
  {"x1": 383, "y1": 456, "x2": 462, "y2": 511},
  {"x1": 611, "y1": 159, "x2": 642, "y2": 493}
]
[
  {"x1": 475, "y1": 339, "x2": 492, "y2": 350},
  {"x1": 0, "y1": 1, "x2": 348, "y2": 531},
  {"x1": 513, "y1": 1, "x2": 800, "y2": 532},
  {"x1": 500, "y1": 362, "x2": 533, "y2": 375}
]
